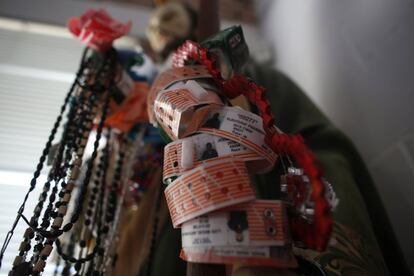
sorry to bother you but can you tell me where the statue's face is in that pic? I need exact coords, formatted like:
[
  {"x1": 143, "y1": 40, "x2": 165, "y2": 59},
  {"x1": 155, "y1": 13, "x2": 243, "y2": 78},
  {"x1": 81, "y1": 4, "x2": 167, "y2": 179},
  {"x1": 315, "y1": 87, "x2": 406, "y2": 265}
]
[
  {"x1": 146, "y1": 3, "x2": 192, "y2": 53},
  {"x1": 147, "y1": 24, "x2": 171, "y2": 53}
]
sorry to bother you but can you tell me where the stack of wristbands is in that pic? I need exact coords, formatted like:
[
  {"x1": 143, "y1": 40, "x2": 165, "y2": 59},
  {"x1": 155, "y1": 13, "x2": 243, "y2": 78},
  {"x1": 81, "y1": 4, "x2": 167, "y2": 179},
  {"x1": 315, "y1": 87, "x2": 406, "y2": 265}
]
[{"x1": 148, "y1": 65, "x2": 297, "y2": 267}]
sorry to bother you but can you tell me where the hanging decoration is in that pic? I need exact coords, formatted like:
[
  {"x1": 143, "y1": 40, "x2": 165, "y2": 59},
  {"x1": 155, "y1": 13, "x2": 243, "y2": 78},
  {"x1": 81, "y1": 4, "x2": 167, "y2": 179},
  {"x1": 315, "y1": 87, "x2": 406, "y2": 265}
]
[
  {"x1": 68, "y1": 9, "x2": 132, "y2": 52},
  {"x1": 148, "y1": 25, "x2": 338, "y2": 267},
  {"x1": 0, "y1": 10, "x2": 153, "y2": 275}
]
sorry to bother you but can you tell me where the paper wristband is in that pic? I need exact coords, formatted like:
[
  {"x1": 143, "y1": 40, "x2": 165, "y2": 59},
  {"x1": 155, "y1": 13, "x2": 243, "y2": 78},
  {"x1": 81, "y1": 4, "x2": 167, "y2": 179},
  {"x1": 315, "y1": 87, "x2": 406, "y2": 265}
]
[
  {"x1": 180, "y1": 245, "x2": 297, "y2": 268},
  {"x1": 154, "y1": 80, "x2": 224, "y2": 140},
  {"x1": 163, "y1": 133, "x2": 273, "y2": 183},
  {"x1": 181, "y1": 200, "x2": 290, "y2": 247},
  {"x1": 198, "y1": 106, "x2": 277, "y2": 166},
  {"x1": 148, "y1": 65, "x2": 213, "y2": 125},
  {"x1": 164, "y1": 157, "x2": 255, "y2": 227}
]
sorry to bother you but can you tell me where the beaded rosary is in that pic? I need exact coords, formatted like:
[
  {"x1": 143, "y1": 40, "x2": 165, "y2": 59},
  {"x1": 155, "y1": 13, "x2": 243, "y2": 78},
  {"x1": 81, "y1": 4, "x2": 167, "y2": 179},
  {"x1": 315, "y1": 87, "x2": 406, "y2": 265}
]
[
  {"x1": 0, "y1": 46, "x2": 133, "y2": 275},
  {"x1": 0, "y1": 10, "x2": 168, "y2": 275},
  {"x1": 0, "y1": 10, "x2": 148, "y2": 275}
]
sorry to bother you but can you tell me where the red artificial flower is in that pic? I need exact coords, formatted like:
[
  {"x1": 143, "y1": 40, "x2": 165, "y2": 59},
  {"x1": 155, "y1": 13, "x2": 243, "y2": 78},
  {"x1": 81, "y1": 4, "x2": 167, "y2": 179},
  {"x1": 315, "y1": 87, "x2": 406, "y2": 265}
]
[{"x1": 68, "y1": 9, "x2": 131, "y2": 52}]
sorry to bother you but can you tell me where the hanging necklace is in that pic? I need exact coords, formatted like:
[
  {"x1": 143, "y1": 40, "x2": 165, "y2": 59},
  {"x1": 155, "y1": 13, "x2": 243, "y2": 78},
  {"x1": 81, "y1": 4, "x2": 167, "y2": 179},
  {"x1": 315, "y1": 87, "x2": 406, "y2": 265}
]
[{"x1": 2, "y1": 47, "x2": 124, "y2": 275}]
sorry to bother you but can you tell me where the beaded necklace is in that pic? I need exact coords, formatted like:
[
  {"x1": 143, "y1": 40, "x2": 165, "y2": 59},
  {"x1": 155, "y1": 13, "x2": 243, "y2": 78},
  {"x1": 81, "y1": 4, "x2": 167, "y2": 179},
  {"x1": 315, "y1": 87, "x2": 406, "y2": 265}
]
[{"x1": 0, "y1": 47, "x2": 132, "y2": 275}]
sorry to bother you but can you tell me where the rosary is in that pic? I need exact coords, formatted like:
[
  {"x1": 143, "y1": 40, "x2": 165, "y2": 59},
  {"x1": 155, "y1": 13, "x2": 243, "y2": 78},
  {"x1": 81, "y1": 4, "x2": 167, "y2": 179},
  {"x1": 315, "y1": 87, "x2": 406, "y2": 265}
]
[
  {"x1": 0, "y1": 9, "x2": 338, "y2": 275},
  {"x1": 0, "y1": 10, "x2": 149, "y2": 275}
]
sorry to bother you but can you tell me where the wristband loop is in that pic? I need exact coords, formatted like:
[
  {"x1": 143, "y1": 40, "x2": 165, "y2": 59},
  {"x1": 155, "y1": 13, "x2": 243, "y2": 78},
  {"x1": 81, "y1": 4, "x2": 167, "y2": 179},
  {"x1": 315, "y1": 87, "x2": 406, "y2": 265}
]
[
  {"x1": 198, "y1": 106, "x2": 277, "y2": 167},
  {"x1": 154, "y1": 81, "x2": 224, "y2": 140},
  {"x1": 148, "y1": 65, "x2": 213, "y2": 125},
  {"x1": 180, "y1": 245, "x2": 297, "y2": 268},
  {"x1": 163, "y1": 133, "x2": 273, "y2": 183},
  {"x1": 164, "y1": 157, "x2": 255, "y2": 227},
  {"x1": 181, "y1": 200, "x2": 290, "y2": 248}
]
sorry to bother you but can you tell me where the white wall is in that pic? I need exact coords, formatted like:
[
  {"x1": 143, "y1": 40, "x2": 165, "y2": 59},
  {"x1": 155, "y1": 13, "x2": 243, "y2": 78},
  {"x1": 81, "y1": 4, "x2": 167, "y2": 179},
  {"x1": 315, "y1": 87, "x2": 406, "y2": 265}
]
[{"x1": 257, "y1": 0, "x2": 414, "y2": 271}]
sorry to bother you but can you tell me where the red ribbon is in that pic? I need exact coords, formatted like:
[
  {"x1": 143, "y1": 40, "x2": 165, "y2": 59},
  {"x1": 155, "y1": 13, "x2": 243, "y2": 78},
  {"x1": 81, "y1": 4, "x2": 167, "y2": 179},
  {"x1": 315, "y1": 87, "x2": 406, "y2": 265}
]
[{"x1": 68, "y1": 9, "x2": 131, "y2": 52}]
